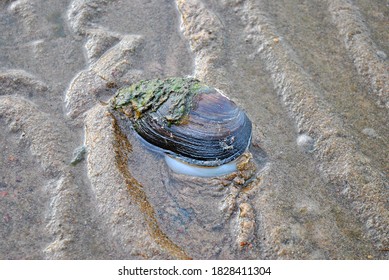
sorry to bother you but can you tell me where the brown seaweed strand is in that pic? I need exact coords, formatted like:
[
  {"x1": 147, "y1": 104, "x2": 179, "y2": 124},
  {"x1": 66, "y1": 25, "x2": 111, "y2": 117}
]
[{"x1": 111, "y1": 113, "x2": 191, "y2": 260}]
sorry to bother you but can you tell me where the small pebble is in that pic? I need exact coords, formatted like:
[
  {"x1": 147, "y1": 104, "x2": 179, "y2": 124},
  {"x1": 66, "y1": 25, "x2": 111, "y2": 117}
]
[
  {"x1": 70, "y1": 145, "x2": 87, "y2": 166},
  {"x1": 297, "y1": 134, "x2": 314, "y2": 152},
  {"x1": 362, "y1": 128, "x2": 378, "y2": 138},
  {"x1": 376, "y1": 50, "x2": 387, "y2": 60}
]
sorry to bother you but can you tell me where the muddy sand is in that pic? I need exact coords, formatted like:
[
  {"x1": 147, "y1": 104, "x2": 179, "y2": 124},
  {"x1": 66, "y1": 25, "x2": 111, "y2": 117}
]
[{"x1": 0, "y1": 0, "x2": 388, "y2": 259}]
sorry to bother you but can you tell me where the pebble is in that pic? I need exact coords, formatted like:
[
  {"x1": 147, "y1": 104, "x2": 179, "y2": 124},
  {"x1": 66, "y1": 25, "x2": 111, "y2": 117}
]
[
  {"x1": 362, "y1": 128, "x2": 378, "y2": 138},
  {"x1": 296, "y1": 134, "x2": 315, "y2": 152},
  {"x1": 376, "y1": 50, "x2": 387, "y2": 60},
  {"x1": 70, "y1": 145, "x2": 87, "y2": 166}
]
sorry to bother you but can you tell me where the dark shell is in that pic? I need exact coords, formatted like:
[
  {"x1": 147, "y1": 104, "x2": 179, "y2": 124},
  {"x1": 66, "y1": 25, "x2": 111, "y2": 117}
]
[{"x1": 111, "y1": 77, "x2": 252, "y2": 167}]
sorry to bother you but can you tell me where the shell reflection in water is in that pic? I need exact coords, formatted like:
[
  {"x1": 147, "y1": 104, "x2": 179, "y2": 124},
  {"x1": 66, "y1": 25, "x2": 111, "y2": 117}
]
[{"x1": 110, "y1": 77, "x2": 252, "y2": 177}]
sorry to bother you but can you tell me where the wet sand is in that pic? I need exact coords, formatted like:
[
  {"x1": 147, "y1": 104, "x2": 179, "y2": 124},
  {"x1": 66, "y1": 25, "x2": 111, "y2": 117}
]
[{"x1": 0, "y1": 0, "x2": 388, "y2": 259}]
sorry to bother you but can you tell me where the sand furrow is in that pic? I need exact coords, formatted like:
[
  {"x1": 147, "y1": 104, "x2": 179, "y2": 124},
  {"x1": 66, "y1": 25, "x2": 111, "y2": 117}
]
[
  {"x1": 235, "y1": 0, "x2": 388, "y2": 250},
  {"x1": 327, "y1": 0, "x2": 388, "y2": 109}
]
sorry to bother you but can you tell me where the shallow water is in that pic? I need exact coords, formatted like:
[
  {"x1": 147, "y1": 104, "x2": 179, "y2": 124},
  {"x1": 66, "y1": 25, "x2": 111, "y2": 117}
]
[{"x1": 0, "y1": 0, "x2": 388, "y2": 259}]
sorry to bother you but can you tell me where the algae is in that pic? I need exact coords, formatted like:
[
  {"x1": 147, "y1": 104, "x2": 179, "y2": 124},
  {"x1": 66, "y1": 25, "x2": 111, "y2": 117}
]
[{"x1": 111, "y1": 77, "x2": 208, "y2": 125}]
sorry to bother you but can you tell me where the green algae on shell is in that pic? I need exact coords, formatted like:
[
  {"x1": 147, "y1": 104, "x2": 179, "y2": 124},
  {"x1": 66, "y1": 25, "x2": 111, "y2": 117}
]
[
  {"x1": 110, "y1": 77, "x2": 252, "y2": 167},
  {"x1": 111, "y1": 77, "x2": 207, "y2": 125}
]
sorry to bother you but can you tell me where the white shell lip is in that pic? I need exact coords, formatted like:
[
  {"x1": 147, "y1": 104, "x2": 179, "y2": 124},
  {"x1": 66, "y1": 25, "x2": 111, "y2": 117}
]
[{"x1": 164, "y1": 155, "x2": 237, "y2": 177}]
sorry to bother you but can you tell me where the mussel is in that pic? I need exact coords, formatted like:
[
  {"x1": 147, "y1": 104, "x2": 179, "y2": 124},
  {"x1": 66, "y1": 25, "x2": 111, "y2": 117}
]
[{"x1": 110, "y1": 77, "x2": 252, "y2": 177}]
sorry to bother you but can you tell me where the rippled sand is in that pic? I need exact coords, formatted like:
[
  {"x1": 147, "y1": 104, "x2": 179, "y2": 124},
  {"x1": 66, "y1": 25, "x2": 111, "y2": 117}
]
[{"x1": 0, "y1": 0, "x2": 388, "y2": 259}]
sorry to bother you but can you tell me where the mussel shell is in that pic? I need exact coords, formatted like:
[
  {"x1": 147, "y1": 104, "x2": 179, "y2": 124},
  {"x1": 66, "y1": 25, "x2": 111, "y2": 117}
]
[{"x1": 111, "y1": 77, "x2": 252, "y2": 167}]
